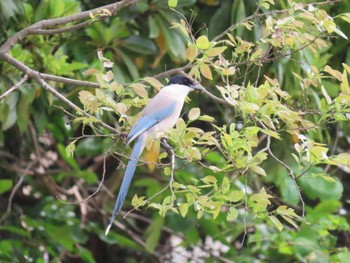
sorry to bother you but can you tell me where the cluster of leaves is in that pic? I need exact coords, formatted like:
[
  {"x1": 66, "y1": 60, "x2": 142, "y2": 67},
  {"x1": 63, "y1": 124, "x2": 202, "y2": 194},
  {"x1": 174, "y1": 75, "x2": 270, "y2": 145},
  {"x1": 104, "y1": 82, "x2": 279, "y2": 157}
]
[{"x1": 1, "y1": 0, "x2": 350, "y2": 262}]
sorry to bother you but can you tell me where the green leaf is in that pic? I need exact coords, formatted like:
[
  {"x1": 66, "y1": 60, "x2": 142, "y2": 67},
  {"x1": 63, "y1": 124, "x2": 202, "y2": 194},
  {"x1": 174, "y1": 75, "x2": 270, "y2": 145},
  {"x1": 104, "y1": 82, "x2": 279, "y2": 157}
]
[
  {"x1": 49, "y1": 0, "x2": 65, "y2": 18},
  {"x1": 227, "y1": 190, "x2": 244, "y2": 202},
  {"x1": 196, "y1": 36, "x2": 210, "y2": 50},
  {"x1": 337, "y1": 252, "x2": 350, "y2": 263},
  {"x1": 298, "y1": 167, "x2": 343, "y2": 201},
  {"x1": 118, "y1": 49, "x2": 140, "y2": 80},
  {"x1": 198, "y1": 115, "x2": 215, "y2": 122},
  {"x1": 156, "y1": 16, "x2": 187, "y2": 60},
  {"x1": 227, "y1": 207, "x2": 238, "y2": 221},
  {"x1": 185, "y1": 147, "x2": 202, "y2": 161},
  {"x1": 188, "y1": 107, "x2": 200, "y2": 121},
  {"x1": 269, "y1": 215, "x2": 283, "y2": 231},
  {"x1": 249, "y1": 165, "x2": 267, "y2": 177},
  {"x1": 0, "y1": 179, "x2": 13, "y2": 194},
  {"x1": 131, "y1": 83, "x2": 148, "y2": 98},
  {"x1": 168, "y1": 0, "x2": 178, "y2": 8},
  {"x1": 148, "y1": 16, "x2": 159, "y2": 38},
  {"x1": 221, "y1": 176, "x2": 230, "y2": 194},
  {"x1": 260, "y1": 129, "x2": 281, "y2": 140},
  {"x1": 186, "y1": 43, "x2": 198, "y2": 62},
  {"x1": 77, "y1": 246, "x2": 95, "y2": 263},
  {"x1": 2, "y1": 93, "x2": 18, "y2": 130},
  {"x1": 199, "y1": 64, "x2": 213, "y2": 80},
  {"x1": 206, "y1": 46, "x2": 227, "y2": 57},
  {"x1": 57, "y1": 143, "x2": 80, "y2": 171},
  {"x1": 65, "y1": 140, "x2": 76, "y2": 158},
  {"x1": 131, "y1": 194, "x2": 147, "y2": 209},
  {"x1": 179, "y1": 203, "x2": 189, "y2": 217},
  {"x1": 310, "y1": 145, "x2": 329, "y2": 162},
  {"x1": 0, "y1": 226, "x2": 30, "y2": 238},
  {"x1": 46, "y1": 224, "x2": 75, "y2": 251},
  {"x1": 76, "y1": 170, "x2": 98, "y2": 184},
  {"x1": 144, "y1": 77, "x2": 163, "y2": 91},
  {"x1": 145, "y1": 216, "x2": 164, "y2": 253},
  {"x1": 164, "y1": 167, "x2": 171, "y2": 176},
  {"x1": 121, "y1": 36, "x2": 158, "y2": 55},
  {"x1": 202, "y1": 175, "x2": 217, "y2": 185},
  {"x1": 0, "y1": 0, "x2": 23, "y2": 20}
]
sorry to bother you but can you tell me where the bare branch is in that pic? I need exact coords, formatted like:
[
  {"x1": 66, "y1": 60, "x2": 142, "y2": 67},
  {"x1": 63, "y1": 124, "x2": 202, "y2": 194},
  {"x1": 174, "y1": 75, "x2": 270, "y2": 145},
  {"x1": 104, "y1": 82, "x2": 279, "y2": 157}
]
[
  {"x1": 0, "y1": 74, "x2": 28, "y2": 100},
  {"x1": 0, "y1": 52, "x2": 120, "y2": 134},
  {"x1": 0, "y1": 0, "x2": 139, "y2": 53},
  {"x1": 31, "y1": 21, "x2": 91, "y2": 35},
  {"x1": 40, "y1": 73, "x2": 100, "y2": 88},
  {"x1": 39, "y1": 77, "x2": 119, "y2": 133},
  {"x1": 56, "y1": 152, "x2": 108, "y2": 205},
  {"x1": 152, "y1": 63, "x2": 192, "y2": 79},
  {"x1": 266, "y1": 136, "x2": 306, "y2": 219},
  {"x1": 0, "y1": 161, "x2": 35, "y2": 224}
]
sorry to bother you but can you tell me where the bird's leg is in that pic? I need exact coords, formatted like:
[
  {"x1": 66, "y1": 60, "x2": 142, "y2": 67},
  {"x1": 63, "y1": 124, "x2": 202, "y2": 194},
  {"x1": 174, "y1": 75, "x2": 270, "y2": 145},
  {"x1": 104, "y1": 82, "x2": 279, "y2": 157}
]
[{"x1": 160, "y1": 137, "x2": 171, "y2": 151}]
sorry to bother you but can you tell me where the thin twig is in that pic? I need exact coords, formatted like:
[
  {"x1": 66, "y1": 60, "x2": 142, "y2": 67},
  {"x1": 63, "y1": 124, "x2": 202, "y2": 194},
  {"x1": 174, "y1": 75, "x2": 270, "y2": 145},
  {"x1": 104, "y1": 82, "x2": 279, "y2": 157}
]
[
  {"x1": 266, "y1": 136, "x2": 306, "y2": 219},
  {"x1": 212, "y1": 0, "x2": 341, "y2": 42},
  {"x1": 0, "y1": 74, "x2": 29, "y2": 100},
  {"x1": 0, "y1": 0, "x2": 139, "y2": 53},
  {"x1": 41, "y1": 73, "x2": 100, "y2": 88},
  {"x1": 0, "y1": 161, "x2": 35, "y2": 224},
  {"x1": 0, "y1": 52, "x2": 120, "y2": 134},
  {"x1": 97, "y1": 207, "x2": 154, "y2": 253},
  {"x1": 56, "y1": 152, "x2": 108, "y2": 205},
  {"x1": 31, "y1": 21, "x2": 91, "y2": 35}
]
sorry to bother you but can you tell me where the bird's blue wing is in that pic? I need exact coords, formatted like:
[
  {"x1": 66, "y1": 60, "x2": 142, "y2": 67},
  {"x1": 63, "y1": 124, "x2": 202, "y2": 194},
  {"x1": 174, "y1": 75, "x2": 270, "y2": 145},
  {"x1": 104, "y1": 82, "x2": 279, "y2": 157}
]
[{"x1": 127, "y1": 102, "x2": 176, "y2": 143}]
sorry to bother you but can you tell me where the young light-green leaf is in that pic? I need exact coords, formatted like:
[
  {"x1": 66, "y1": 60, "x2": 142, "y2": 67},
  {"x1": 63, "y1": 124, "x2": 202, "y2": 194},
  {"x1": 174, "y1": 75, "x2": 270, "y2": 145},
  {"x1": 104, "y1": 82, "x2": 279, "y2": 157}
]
[
  {"x1": 269, "y1": 215, "x2": 283, "y2": 231},
  {"x1": 168, "y1": 0, "x2": 178, "y2": 8},
  {"x1": 196, "y1": 36, "x2": 210, "y2": 50},
  {"x1": 227, "y1": 207, "x2": 238, "y2": 221},
  {"x1": 188, "y1": 107, "x2": 200, "y2": 121},
  {"x1": 179, "y1": 203, "x2": 189, "y2": 217}
]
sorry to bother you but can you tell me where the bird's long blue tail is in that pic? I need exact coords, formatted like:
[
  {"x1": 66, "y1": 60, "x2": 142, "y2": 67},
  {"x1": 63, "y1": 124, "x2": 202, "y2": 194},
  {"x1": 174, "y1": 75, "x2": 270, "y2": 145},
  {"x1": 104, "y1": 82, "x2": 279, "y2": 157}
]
[{"x1": 105, "y1": 137, "x2": 145, "y2": 235}]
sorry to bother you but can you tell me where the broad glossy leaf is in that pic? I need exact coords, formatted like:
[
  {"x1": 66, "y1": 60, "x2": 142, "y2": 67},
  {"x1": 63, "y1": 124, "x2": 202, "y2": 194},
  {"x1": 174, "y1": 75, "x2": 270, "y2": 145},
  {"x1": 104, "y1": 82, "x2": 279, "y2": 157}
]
[
  {"x1": 0, "y1": 179, "x2": 13, "y2": 194},
  {"x1": 148, "y1": 15, "x2": 159, "y2": 38},
  {"x1": 121, "y1": 36, "x2": 158, "y2": 55},
  {"x1": 298, "y1": 167, "x2": 343, "y2": 201}
]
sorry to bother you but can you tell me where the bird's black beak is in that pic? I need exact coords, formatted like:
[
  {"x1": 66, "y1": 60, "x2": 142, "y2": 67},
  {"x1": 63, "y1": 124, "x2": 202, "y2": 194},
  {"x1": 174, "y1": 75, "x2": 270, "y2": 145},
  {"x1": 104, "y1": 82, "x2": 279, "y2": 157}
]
[{"x1": 191, "y1": 83, "x2": 205, "y2": 90}]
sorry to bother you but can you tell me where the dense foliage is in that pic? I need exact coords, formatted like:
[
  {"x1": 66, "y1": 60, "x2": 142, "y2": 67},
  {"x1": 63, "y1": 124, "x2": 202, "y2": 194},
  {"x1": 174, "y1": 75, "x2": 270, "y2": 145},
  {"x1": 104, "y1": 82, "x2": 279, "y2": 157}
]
[{"x1": 1, "y1": 0, "x2": 350, "y2": 262}]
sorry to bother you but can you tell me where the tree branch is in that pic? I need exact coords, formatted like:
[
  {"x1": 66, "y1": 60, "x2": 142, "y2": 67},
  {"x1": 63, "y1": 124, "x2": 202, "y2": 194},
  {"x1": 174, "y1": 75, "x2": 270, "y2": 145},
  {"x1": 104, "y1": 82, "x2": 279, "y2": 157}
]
[
  {"x1": 0, "y1": 74, "x2": 28, "y2": 100},
  {"x1": 0, "y1": 52, "x2": 119, "y2": 134},
  {"x1": 0, "y1": 1, "x2": 140, "y2": 135},
  {"x1": 30, "y1": 21, "x2": 91, "y2": 35},
  {"x1": 40, "y1": 73, "x2": 100, "y2": 88},
  {"x1": 0, "y1": 0, "x2": 139, "y2": 53},
  {"x1": 0, "y1": 161, "x2": 35, "y2": 224},
  {"x1": 266, "y1": 135, "x2": 306, "y2": 219}
]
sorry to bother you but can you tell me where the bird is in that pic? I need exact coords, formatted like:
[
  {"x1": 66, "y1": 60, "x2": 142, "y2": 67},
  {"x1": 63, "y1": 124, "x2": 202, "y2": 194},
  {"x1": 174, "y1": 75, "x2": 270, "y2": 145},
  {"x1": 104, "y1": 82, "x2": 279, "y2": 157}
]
[{"x1": 105, "y1": 75, "x2": 204, "y2": 235}]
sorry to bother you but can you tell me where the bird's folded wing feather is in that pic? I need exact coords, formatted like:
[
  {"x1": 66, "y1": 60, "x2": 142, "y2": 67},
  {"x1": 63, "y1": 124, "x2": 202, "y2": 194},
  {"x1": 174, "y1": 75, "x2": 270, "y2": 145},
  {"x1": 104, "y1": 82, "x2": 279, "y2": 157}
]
[{"x1": 127, "y1": 101, "x2": 176, "y2": 143}]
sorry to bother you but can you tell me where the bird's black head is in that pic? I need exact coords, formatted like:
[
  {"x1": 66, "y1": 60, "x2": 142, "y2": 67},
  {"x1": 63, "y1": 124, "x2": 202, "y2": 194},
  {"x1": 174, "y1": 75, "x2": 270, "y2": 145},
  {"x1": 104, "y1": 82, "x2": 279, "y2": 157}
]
[
  {"x1": 168, "y1": 75, "x2": 194, "y2": 86},
  {"x1": 168, "y1": 75, "x2": 203, "y2": 90}
]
